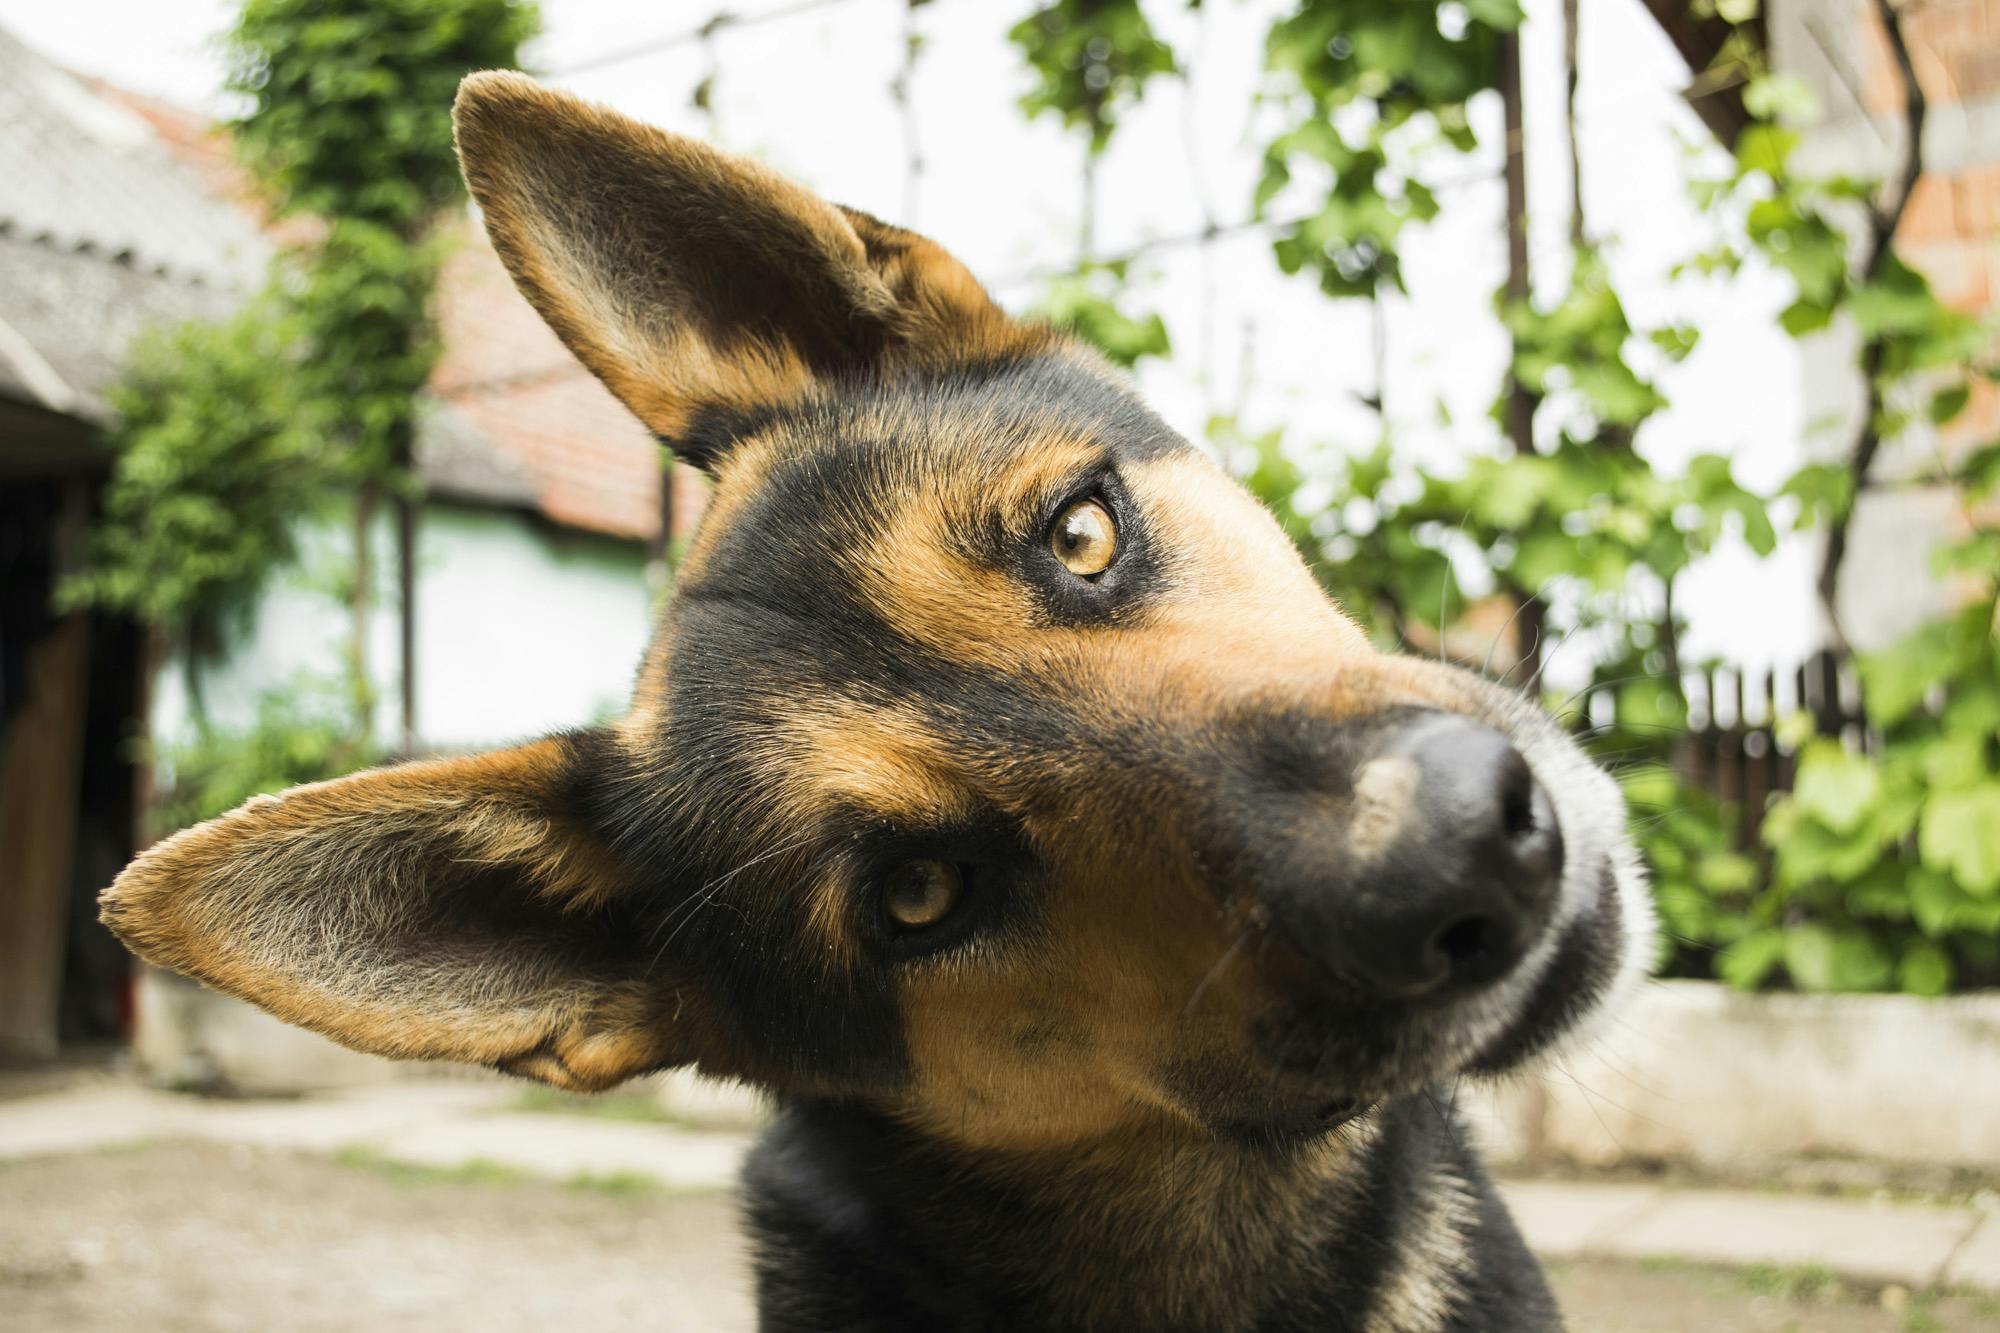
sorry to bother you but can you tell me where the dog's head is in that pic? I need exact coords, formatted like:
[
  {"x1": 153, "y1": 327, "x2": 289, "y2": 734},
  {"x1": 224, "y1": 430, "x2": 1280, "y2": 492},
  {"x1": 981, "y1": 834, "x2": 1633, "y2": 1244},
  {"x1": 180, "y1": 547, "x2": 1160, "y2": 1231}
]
[{"x1": 104, "y1": 74, "x2": 1649, "y2": 1148}]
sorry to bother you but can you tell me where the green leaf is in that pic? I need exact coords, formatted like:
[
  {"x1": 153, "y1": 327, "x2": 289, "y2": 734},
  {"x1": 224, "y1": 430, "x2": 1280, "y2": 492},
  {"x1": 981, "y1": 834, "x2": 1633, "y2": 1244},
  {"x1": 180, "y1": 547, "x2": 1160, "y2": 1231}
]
[
  {"x1": 1696, "y1": 851, "x2": 1760, "y2": 895},
  {"x1": 1919, "y1": 785, "x2": 2000, "y2": 894},
  {"x1": 1743, "y1": 73, "x2": 1817, "y2": 123},
  {"x1": 1830, "y1": 929, "x2": 1896, "y2": 991},
  {"x1": 1849, "y1": 256, "x2": 1942, "y2": 341},
  {"x1": 1910, "y1": 869, "x2": 1965, "y2": 935},
  {"x1": 1899, "y1": 940, "x2": 1954, "y2": 996},
  {"x1": 1783, "y1": 924, "x2": 1837, "y2": 990},
  {"x1": 1462, "y1": 0, "x2": 1527, "y2": 30},
  {"x1": 1930, "y1": 383, "x2": 1972, "y2": 425},
  {"x1": 1859, "y1": 627, "x2": 1950, "y2": 728},
  {"x1": 1736, "y1": 124, "x2": 1799, "y2": 177},
  {"x1": 1792, "y1": 742, "x2": 1881, "y2": 835},
  {"x1": 1923, "y1": 732, "x2": 1991, "y2": 791},
  {"x1": 1648, "y1": 324, "x2": 1701, "y2": 362},
  {"x1": 1718, "y1": 929, "x2": 1786, "y2": 990},
  {"x1": 1778, "y1": 299, "x2": 1833, "y2": 337}
]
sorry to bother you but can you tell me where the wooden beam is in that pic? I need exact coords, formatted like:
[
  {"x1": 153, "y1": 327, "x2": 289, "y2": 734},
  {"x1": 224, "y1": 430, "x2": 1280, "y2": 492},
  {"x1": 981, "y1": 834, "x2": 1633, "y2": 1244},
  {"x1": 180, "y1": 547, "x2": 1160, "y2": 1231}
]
[{"x1": 1637, "y1": 0, "x2": 1764, "y2": 148}]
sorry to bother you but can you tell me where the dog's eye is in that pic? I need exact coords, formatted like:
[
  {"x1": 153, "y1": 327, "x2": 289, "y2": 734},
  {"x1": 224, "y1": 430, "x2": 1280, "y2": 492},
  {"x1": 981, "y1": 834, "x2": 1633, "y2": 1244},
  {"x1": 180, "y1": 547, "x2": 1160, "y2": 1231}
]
[
  {"x1": 1050, "y1": 499, "x2": 1117, "y2": 578},
  {"x1": 884, "y1": 859, "x2": 961, "y2": 930}
]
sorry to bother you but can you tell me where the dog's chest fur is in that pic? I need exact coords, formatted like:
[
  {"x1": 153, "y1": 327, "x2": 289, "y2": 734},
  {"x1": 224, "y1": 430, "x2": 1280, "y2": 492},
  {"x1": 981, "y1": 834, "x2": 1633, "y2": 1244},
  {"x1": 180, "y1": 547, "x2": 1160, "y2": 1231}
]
[{"x1": 741, "y1": 1094, "x2": 1561, "y2": 1332}]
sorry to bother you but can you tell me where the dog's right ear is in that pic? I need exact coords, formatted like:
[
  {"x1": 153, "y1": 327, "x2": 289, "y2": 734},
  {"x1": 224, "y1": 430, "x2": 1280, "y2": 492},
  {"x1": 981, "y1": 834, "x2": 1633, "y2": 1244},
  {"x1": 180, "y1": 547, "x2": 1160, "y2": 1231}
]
[
  {"x1": 452, "y1": 71, "x2": 1036, "y2": 468},
  {"x1": 99, "y1": 734, "x2": 730, "y2": 1092}
]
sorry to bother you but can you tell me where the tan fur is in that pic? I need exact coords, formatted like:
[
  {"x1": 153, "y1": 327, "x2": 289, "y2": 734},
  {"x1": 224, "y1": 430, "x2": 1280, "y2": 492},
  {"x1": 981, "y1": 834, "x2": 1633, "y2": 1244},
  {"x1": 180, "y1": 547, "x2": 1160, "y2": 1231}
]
[
  {"x1": 1349, "y1": 756, "x2": 1423, "y2": 863},
  {"x1": 758, "y1": 698, "x2": 980, "y2": 963},
  {"x1": 100, "y1": 743, "x2": 702, "y2": 1091},
  {"x1": 452, "y1": 73, "x2": 1045, "y2": 444}
]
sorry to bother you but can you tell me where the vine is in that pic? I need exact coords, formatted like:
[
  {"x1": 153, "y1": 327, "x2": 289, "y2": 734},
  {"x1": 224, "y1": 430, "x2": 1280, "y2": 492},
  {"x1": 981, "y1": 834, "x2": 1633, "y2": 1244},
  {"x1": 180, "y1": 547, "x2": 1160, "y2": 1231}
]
[
  {"x1": 66, "y1": 0, "x2": 536, "y2": 823},
  {"x1": 1673, "y1": 2, "x2": 2000, "y2": 994}
]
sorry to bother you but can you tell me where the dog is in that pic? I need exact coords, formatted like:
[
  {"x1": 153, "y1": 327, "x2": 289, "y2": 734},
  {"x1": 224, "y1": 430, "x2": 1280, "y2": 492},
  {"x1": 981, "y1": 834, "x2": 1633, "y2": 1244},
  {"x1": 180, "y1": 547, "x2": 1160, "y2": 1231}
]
[{"x1": 102, "y1": 71, "x2": 1651, "y2": 1332}]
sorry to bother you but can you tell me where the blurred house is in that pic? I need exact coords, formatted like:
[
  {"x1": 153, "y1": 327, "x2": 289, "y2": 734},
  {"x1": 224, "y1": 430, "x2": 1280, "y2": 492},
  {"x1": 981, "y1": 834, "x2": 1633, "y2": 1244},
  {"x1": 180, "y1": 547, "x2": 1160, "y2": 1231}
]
[
  {"x1": 1777, "y1": 0, "x2": 2000, "y2": 650},
  {"x1": 0, "y1": 24, "x2": 699, "y2": 1061}
]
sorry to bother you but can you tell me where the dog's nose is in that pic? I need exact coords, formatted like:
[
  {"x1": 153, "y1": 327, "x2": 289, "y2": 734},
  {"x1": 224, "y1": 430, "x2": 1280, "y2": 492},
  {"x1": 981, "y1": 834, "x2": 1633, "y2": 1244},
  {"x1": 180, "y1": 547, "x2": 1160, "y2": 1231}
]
[{"x1": 1323, "y1": 714, "x2": 1562, "y2": 1000}]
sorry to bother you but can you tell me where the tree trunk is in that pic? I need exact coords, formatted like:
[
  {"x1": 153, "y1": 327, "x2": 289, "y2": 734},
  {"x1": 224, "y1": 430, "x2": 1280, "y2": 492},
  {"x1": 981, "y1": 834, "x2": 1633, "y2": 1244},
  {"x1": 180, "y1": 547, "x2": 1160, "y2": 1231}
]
[
  {"x1": 351, "y1": 484, "x2": 378, "y2": 737},
  {"x1": 1497, "y1": 27, "x2": 1546, "y2": 684}
]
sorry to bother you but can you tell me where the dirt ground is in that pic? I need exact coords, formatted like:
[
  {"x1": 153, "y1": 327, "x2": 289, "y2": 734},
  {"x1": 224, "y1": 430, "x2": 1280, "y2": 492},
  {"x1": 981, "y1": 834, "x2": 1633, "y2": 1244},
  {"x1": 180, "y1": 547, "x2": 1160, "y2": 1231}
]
[{"x1": 2, "y1": 1142, "x2": 1995, "y2": 1332}]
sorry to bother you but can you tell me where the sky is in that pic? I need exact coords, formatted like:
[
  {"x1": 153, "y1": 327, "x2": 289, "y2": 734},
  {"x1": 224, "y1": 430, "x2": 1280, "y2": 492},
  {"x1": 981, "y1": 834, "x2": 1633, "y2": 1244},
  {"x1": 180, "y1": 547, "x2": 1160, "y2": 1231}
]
[{"x1": 0, "y1": 0, "x2": 1821, "y2": 682}]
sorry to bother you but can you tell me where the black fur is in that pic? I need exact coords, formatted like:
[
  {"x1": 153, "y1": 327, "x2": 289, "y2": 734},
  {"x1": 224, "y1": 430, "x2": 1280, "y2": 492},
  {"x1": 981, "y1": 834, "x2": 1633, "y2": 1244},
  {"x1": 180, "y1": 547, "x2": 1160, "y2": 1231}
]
[
  {"x1": 545, "y1": 352, "x2": 1602, "y2": 1328},
  {"x1": 742, "y1": 1093, "x2": 1562, "y2": 1331}
]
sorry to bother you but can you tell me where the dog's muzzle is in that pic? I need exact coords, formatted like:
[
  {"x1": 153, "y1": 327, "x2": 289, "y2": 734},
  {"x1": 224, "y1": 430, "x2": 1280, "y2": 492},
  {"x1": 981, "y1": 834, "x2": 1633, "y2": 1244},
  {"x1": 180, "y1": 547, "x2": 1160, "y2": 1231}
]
[{"x1": 1214, "y1": 705, "x2": 1569, "y2": 1005}]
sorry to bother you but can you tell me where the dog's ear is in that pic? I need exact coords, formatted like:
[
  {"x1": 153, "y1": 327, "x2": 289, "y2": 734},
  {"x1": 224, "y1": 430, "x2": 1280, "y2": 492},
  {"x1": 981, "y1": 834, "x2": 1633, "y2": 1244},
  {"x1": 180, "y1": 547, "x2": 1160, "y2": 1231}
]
[
  {"x1": 452, "y1": 71, "x2": 1033, "y2": 468},
  {"x1": 101, "y1": 733, "x2": 716, "y2": 1091}
]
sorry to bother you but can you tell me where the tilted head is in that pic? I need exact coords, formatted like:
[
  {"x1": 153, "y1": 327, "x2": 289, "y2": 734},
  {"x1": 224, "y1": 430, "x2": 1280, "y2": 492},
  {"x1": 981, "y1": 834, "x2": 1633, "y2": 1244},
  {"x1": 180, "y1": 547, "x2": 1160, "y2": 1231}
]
[{"x1": 104, "y1": 73, "x2": 1650, "y2": 1149}]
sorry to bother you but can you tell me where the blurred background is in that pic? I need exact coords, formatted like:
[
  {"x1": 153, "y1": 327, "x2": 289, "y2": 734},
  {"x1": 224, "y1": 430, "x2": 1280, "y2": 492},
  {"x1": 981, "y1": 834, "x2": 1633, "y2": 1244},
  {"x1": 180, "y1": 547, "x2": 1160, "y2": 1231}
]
[{"x1": 0, "y1": 1, "x2": 1996, "y2": 1329}]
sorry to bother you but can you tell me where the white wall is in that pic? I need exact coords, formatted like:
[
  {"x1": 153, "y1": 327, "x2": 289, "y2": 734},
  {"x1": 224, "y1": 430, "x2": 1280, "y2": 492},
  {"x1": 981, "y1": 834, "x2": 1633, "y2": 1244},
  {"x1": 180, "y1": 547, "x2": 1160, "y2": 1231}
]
[
  {"x1": 412, "y1": 504, "x2": 650, "y2": 749},
  {"x1": 152, "y1": 500, "x2": 650, "y2": 757}
]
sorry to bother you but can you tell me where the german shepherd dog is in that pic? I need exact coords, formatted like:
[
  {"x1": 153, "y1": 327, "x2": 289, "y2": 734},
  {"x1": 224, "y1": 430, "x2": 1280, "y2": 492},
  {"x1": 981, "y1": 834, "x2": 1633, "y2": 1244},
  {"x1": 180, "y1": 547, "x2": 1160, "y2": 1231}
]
[{"x1": 104, "y1": 72, "x2": 1651, "y2": 1332}]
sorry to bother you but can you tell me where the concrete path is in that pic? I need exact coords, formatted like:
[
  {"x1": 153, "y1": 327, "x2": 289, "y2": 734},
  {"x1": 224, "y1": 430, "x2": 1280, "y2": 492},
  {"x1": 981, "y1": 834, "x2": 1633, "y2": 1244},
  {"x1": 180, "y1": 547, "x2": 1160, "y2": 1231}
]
[
  {"x1": 1503, "y1": 1179, "x2": 1998, "y2": 1290},
  {"x1": 3, "y1": 1077, "x2": 1994, "y2": 1290}
]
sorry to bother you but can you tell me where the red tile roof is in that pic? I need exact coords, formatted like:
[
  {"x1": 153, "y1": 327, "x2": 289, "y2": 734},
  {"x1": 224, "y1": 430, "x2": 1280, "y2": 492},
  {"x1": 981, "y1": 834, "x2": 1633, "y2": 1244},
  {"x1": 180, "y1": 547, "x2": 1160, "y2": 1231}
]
[
  {"x1": 431, "y1": 231, "x2": 662, "y2": 540},
  {"x1": 101, "y1": 82, "x2": 666, "y2": 542}
]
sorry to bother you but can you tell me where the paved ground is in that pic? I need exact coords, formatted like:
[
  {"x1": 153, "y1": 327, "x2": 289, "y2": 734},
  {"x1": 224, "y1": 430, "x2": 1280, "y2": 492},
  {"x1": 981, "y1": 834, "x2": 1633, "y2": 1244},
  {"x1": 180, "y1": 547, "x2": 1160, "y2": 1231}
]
[{"x1": 3, "y1": 1073, "x2": 1997, "y2": 1330}]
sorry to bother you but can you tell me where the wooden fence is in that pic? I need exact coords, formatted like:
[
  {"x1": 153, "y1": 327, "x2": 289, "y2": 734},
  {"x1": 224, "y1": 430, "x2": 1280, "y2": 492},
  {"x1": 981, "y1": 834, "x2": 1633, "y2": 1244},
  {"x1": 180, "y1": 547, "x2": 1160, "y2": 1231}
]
[{"x1": 1574, "y1": 650, "x2": 1868, "y2": 851}]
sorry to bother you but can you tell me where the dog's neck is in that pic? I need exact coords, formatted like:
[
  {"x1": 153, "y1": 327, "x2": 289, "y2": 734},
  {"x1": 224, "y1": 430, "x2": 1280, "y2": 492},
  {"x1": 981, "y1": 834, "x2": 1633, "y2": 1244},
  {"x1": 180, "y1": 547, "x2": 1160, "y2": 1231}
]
[{"x1": 743, "y1": 1092, "x2": 1517, "y2": 1332}]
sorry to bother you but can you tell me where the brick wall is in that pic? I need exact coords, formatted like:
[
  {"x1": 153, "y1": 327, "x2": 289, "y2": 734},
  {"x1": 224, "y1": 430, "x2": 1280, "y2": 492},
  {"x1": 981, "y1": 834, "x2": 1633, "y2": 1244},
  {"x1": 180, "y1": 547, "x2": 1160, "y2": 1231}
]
[{"x1": 1862, "y1": 0, "x2": 2000, "y2": 451}]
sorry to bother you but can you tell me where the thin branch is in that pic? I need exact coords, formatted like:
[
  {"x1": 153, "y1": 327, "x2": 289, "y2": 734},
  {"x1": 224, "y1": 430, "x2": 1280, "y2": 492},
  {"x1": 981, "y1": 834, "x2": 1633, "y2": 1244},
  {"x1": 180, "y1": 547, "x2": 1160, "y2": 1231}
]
[
  {"x1": 1816, "y1": 0, "x2": 1926, "y2": 660},
  {"x1": 1801, "y1": 8, "x2": 1895, "y2": 149},
  {"x1": 1178, "y1": 4, "x2": 1219, "y2": 418},
  {"x1": 545, "y1": 0, "x2": 862, "y2": 78},
  {"x1": 1564, "y1": 0, "x2": 1586, "y2": 249},
  {"x1": 1497, "y1": 26, "x2": 1547, "y2": 681},
  {"x1": 989, "y1": 163, "x2": 1499, "y2": 289},
  {"x1": 890, "y1": 0, "x2": 926, "y2": 225}
]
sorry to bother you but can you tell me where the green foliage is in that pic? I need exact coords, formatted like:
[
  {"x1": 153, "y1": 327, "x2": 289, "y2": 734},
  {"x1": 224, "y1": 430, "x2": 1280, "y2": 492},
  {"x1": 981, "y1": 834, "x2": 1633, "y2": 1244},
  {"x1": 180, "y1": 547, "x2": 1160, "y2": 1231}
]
[
  {"x1": 227, "y1": 0, "x2": 540, "y2": 230},
  {"x1": 1666, "y1": 31, "x2": 2000, "y2": 995},
  {"x1": 58, "y1": 294, "x2": 325, "y2": 643},
  {"x1": 1745, "y1": 593, "x2": 2000, "y2": 994},
  {"x1": 292, "y1": 220, "x2": 451, "y2": 480},
  {"x1": 1259, "y1": 0, "x2": 1519, "y2": 295},
  {"x1": 1029, "y1": 260, "x2": 1171, "y2": 367},
  {"x1": 227, "y1": 0, "x2": 537, "y2": 490},
  {"x1": 1703, "y1": 99, "x2": 1986, "y2": 377},
  {"x1": 151, "y1": 684, "x2": 382, "y2": 835},
  {"x1": 1009, "y1": 0, "x2": 1177, "y2": 154},
  {"x1": 72, "y1": 0, "x2": 537, "y2": 748}
]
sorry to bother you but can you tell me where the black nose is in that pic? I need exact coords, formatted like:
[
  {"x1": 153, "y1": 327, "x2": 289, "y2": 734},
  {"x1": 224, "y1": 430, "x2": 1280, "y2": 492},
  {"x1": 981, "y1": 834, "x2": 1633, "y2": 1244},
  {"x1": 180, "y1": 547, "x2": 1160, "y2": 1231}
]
[{"x1": 1319, "y1": 713, "x2": 1562, "y2": 1000}]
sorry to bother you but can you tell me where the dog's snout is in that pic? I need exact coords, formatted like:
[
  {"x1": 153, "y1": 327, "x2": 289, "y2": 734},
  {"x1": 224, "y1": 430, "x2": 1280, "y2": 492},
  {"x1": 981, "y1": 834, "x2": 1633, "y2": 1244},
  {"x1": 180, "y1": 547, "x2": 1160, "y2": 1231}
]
[{"x1": 1325, "y1": 714, "x2": 1562, "y2": 999}]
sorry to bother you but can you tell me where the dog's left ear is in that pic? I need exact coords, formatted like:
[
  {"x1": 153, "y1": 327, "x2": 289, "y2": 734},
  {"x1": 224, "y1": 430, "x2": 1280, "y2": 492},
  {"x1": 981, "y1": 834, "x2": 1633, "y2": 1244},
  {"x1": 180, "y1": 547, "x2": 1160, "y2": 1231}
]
[
  {"x1": 100, "y1": 735, "x2": 725, "y2": 1091},
  {"x1": 452, "y1": 71, "x2": 1032, "y2": 468}
]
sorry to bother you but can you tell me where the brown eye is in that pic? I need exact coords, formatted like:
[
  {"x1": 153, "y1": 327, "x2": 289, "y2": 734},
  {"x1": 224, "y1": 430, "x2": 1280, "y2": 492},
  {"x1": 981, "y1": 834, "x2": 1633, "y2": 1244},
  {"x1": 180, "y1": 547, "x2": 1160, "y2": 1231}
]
[
  {"x1": 1050, "y1": 498, "x2": 1117, "y2": 577},
  {"x1": 885, "y1": 859, "x2": 961, "y2": 930}
]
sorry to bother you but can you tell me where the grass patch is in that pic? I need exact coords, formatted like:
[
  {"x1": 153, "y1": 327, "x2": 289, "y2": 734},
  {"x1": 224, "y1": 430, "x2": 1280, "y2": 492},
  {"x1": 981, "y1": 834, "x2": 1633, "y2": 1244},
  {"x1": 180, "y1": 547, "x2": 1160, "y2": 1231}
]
[
  {"x1": 1952, "y1": 1286, "x2": 2000, "y2": 1322},
  {"x1": 331, "y1": 1146, "x2": 704, "y2": 1199},
  {"x1": 506, "y1": 1086, "x2": 693, "y2": 1126},
  {"x1": 1636, "y1": 1256, "x2": 1847, "y2": 1305},
  {"x1": 1630, "y1": 1256, "x2": 2000, "y2": 1330},
  {"x1": 90, "y1": 1137, "x2": 157, "y2": 1158},
  {"x1": 333, "y1": 1146, "x2": 532, "y2": 1189}
]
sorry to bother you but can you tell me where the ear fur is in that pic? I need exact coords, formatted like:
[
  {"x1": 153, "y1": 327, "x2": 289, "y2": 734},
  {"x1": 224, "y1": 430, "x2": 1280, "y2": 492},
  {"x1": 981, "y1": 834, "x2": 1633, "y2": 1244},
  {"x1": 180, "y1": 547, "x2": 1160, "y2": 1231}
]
[
  {"x1": 101, "y1": 735, "x2": 707, "y2": 1091},
  {"x1": 451, "y1": 71, "x2": 1037, "y2": 467}
]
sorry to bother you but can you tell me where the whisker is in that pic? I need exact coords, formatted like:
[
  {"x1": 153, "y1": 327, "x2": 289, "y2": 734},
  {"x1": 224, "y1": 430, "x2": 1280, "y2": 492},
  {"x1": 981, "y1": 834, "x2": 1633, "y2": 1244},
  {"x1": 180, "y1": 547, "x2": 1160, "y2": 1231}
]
[
  {"x1": 645, "y1": 831, "x2": 821, "y2": 970},
  {"x1": 1183, "y1": 926, "x2": 1256, "y2": 1017}
]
